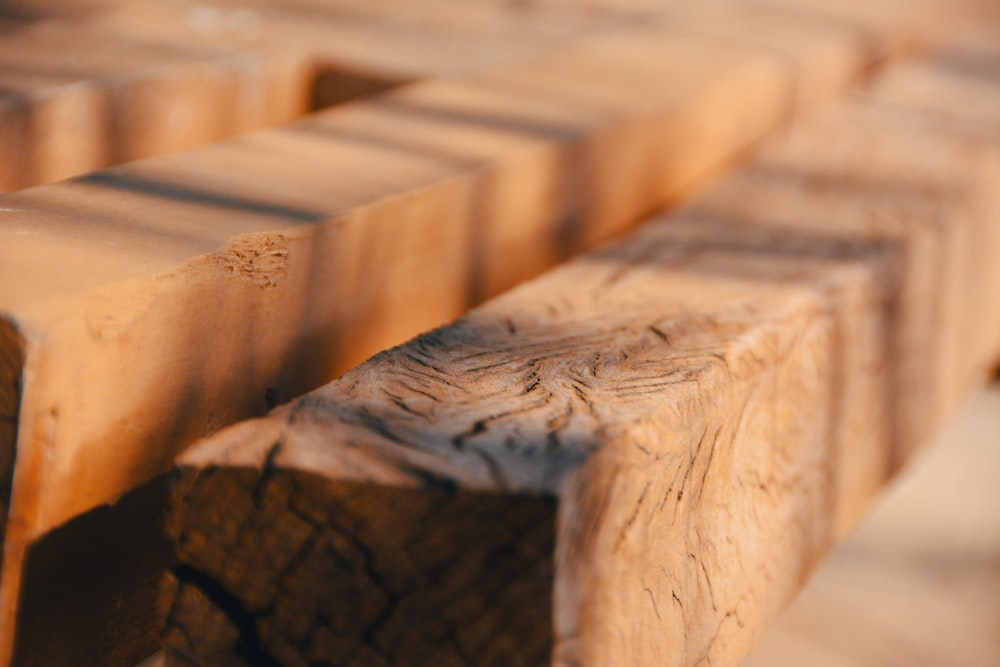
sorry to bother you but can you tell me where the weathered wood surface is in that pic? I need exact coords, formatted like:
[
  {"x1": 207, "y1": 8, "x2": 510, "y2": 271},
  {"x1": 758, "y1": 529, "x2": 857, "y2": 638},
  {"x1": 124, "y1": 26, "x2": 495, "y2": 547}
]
[
  {"x1": 162, "y1": 72, "x2": 1000, "y2": 665},
  {"x1": 0, "y1": 0, "x2": 978, "y2": 541},
  {"x1": 143, "y1": 386, "x2": 1000, "y2": 667},
  {"x1": 0, "y1": 0, "x2": 981, "y2": 192},
  {"x1": 2, "y1": 0, "x2": 974, "y2": 662}
]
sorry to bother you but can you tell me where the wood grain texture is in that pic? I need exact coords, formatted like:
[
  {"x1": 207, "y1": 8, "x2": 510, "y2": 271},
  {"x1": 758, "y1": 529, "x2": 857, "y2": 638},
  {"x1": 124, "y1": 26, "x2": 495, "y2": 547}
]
[
  {"x1": 1, "y1": 0, "x2": 967, "y2": 660},
  {"x1": 166, "y1": 480, "x2": 557, "y2": 667},
  {"x1": 0, "y1": 0, "x2": 575, "y2": 192},
  {"x1": 0, "y1": 0, "x2": 973, "y2": 539},
  {"x1": 162, "y1": 81, "x2": 1000, "y2": 665},
  {"x1": 144, "y1": 386, "x2": 1000, "y2": 667},
  {"x1": 739, "y1": 24, "x2": 1000, "y2": 664},
  {"x1": 0, "y1": 1, "x2": 992, "y2": 663}
]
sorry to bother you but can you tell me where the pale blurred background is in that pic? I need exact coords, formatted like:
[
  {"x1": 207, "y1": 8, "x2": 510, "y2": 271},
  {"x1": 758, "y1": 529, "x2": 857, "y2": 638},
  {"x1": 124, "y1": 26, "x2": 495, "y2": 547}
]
[{"x1": 743, "y1": 383, "x2": 1000, "y2": 667}]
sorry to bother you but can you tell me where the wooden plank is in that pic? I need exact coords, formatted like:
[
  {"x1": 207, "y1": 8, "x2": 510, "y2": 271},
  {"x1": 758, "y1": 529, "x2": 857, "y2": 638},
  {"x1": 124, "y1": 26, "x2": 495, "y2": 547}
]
[
  {"x1": 0, "y1": 0, "x2": 607, "y2": 192},
  {"x1": 0, "y1": 0, "x2": 632, "y2": 192},
  {"x1": 0, "y1": 0, "x2": 970, "y2": 528},
  {"x1": 147, "y1": 387, "x2": 1000, "y2": 667},
  {"x1": 139, "y1": 376, "x2": 1000, "y2": 667},
  {"x1": 0, "y1": 24, "x2": 786, "y2": 530},
  {"x1": 2, "y1": 0, "x2": 981, "y2": 192},
  {"x1": 0, "y1": 20, "x2": 313, "y2": 192},
  {"x1": 0, "y1": 1, "x2": 988, "y2": 663},
  {"x1": 161, "y1": 89, "x2": 1000, "y2": 665},
  {"x1": 69, "y1": 0, "x2": 986, "y2": 99}
]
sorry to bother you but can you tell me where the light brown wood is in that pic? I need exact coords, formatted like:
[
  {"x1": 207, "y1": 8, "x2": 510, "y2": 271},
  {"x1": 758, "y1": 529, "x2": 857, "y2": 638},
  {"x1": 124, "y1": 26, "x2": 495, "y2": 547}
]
[
  {"x1": 141, "y1": 384, "x2": 1000, "y2": 667},
  {"x1": 1, "y1": 0, "x2": 980, "y2": 192},
  {"x1": 0, "y1": 1, "x2": 993, "y2": 663},
  {"x1": 0, "y1": 17, "x2": 789, "y2": 538},
  {"x1": 0, "y1": 0, "x2": 973, "y2": 534},
  {"x1": 0, "y1": 19, "x2": 313, "y2": 192},
  {"x1": 162, "y1": 81, "x2": 1000, "y2": 665},
  {"x1": 2, "y1": 0, "x2": 966, "y2": 660},
  {"x1": 770, "y1": 37, "x2": 1000, "y2": 659}
]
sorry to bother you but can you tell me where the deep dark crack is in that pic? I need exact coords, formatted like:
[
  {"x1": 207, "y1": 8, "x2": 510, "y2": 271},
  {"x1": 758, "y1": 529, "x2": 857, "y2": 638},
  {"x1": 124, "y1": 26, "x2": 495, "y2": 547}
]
[{"x1": 172, "y1": 564, "x2": 281, "y2": 667}]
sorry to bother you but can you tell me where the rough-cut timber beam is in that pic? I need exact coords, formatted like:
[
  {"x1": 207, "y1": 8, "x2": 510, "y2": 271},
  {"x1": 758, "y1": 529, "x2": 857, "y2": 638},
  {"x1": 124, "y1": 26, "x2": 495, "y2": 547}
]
[
  {"x1": 1, "y1": 1, "x2": 995, "y2": 663},
  {"x1": 2, "y1": 1, "x2": 975, "y2": 662},
  {"x1": 163, "y1": 77, "x2": 1000, "y2": 665}
]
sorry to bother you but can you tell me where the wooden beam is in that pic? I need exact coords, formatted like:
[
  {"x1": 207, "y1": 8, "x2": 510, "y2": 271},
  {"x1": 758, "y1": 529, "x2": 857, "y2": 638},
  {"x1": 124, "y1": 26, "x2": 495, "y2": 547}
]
[
  {"x1": 2, "y1": 0, "x2": 980, "y2": 192},
  {"x1": 73, "y1": 0, "x2": 608, "y2": 80},
  {"x1": 0, "y1": 0, "x2": 606, "y2": 192},
  {"x1": 162, "y1": 80, "x2": 1000, "y2": 665},
  {"x1": 0, "y1": 20, "x2": 314, "y2": 192},
  {"x1": 1, "y1": 0, "x2": 971, "y2": 537},
  {"x1": 0, "y1": 0, "x2": 990, "y2": 662}
]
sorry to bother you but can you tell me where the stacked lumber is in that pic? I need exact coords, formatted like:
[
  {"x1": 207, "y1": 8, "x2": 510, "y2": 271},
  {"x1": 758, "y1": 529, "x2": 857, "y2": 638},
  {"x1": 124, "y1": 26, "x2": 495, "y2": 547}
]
[
  {"x1": 0, "y1": 0, "x2": 979, "y2": 192},
  {"x1": 0, "y1": 0, "x2": 605, "y2": 191},
  {"x1": 0, "y1": 0, "x2": 994, "y2": 663},
  {"x1": 162, "y1": 28, "x2": 1000, "y2": 666}
]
